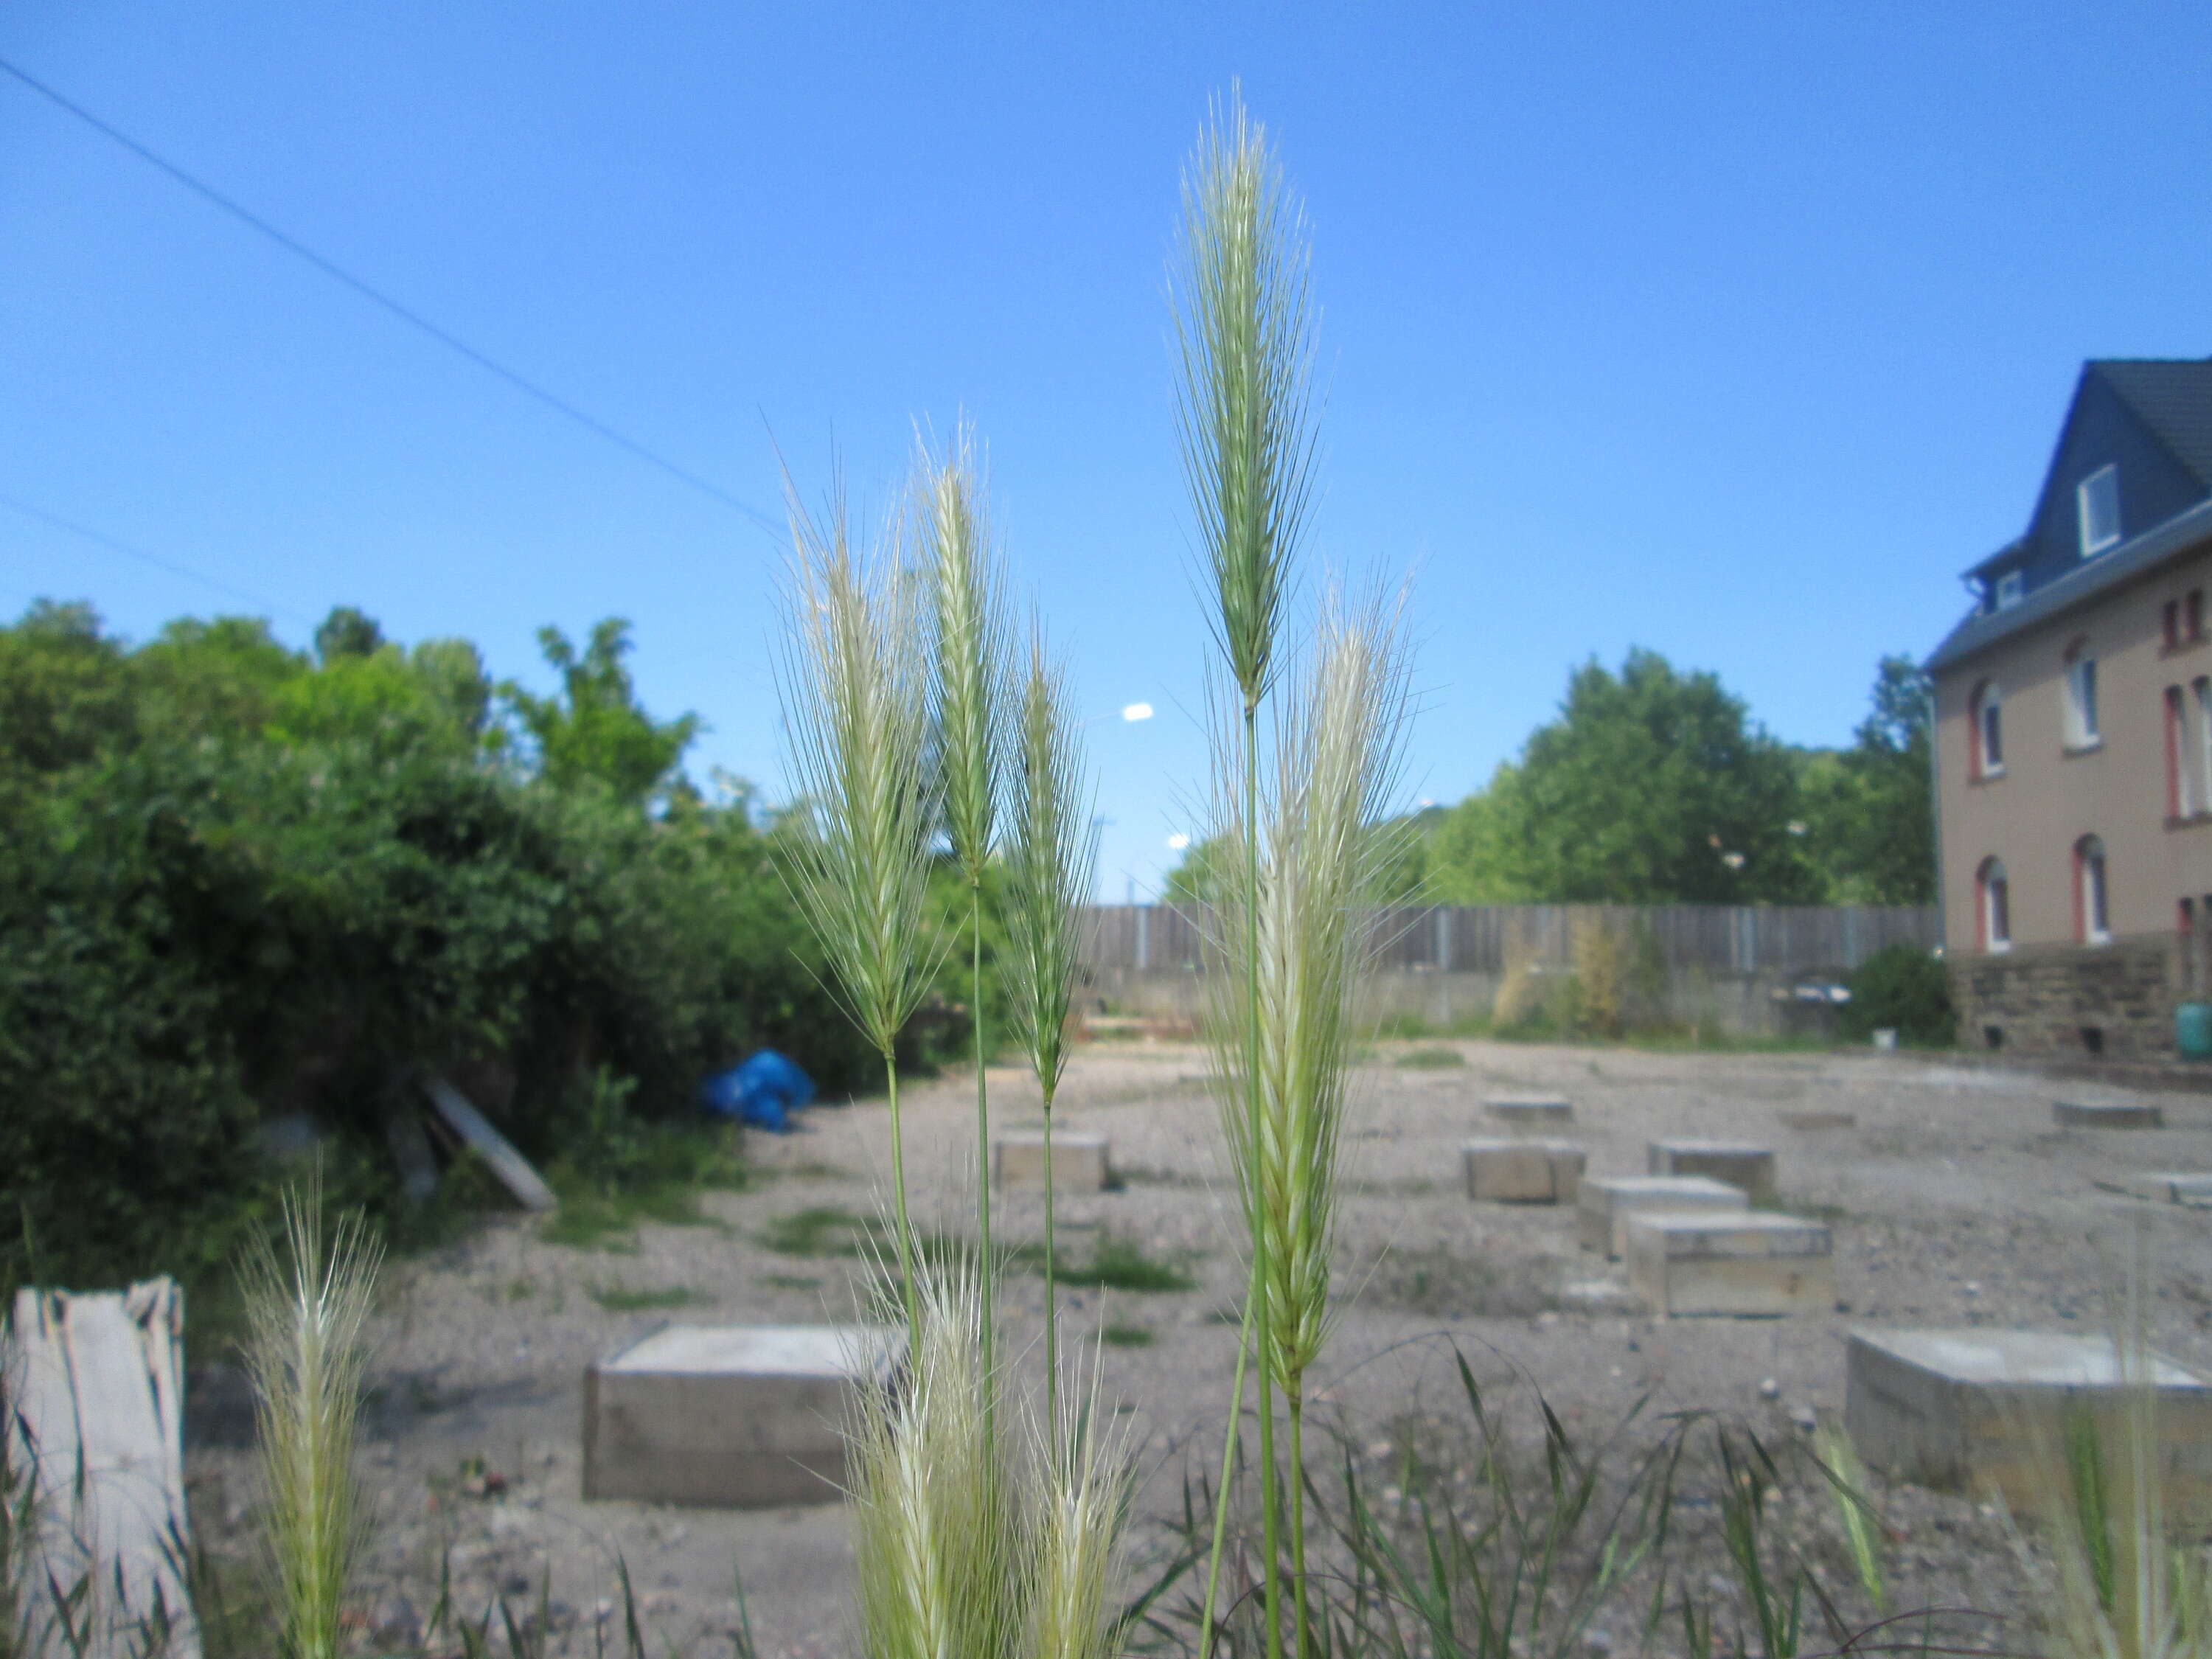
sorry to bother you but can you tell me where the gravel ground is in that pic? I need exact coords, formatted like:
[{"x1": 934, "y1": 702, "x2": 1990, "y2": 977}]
[{"x1": 181, "y1": 1038, "x2": 2212, "y2": 1655}]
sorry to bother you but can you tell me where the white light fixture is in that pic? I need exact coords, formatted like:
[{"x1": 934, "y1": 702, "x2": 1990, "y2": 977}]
[
  {"x1": 1166, "y1": 833, "x2": 1190, "y2": 851},
  {"x1": 1121, "y1": 702, "x2": 1154, "y2": 723}
]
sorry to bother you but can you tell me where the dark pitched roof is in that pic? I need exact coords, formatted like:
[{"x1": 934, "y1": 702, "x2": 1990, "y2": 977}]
[
  {"x1": 2094, "y1": 358, "x2": 2212, "y2": 490},
  {"x1": 1926, "y1": 493, "x2": 2212, "y2": 674},
  {"x1": 1930, "y1": 357, "x2": 2212, "y2": 672}
]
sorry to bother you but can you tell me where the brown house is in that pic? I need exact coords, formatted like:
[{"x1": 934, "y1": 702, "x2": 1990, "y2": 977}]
[{"x1": 1927, "y1": 358, "x2": 2212, "y2": 1060}]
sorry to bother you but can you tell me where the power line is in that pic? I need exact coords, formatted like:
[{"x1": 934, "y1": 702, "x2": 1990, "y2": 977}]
[
  {"x1": 0, "y1": 491, "x2": 313, "y2": 623},
  {"x1": 0, "y1": 55, "x2": 787, "y2": 543}
]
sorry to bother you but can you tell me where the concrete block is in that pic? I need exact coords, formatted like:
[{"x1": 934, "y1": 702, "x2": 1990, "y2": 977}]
[
  {"x1": 2121, "y1": 1172, "x2": 2212, "y2": 1205},
  {"x1": 1578, "y1": 1175, "x2": 1750, "y2": 1258},
  {"x1": 2054, "y1": 1099, "x2": 2165, "y2": 1130},
  {"x1": 1462, "y1": 1138, "x2": 1585, "y2": 1204},
  {"x1": 1845, "y1": 1328, "x2": 2212, "y2": 1507},
  {"x1": 584, "y1": 1324, "x2": 902, "y2": 1508},
  {"x1": 1646, "y1": 1138, "x2": 1778, "y2": 1203},
  {"x1": 1778, "y1": 1110, "x2": 1857, "y2": 1132},
  {"x1": 993, "y1": 1130, "x2": 1111, "y2": 1191},
  {"x1": 1624, "y1": 1211, "x2": 1833, "y2": 1317},
  {"x1": 1484, "y1": 1096, "x2": 1574, "y2": 1127}
]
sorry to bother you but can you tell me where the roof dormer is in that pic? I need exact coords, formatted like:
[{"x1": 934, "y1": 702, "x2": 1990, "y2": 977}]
[{"x1": 2078, "y1": 462, "x2": 2121, "y2": 557}]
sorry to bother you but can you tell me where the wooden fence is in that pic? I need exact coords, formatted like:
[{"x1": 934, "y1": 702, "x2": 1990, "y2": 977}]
[{"x1": 1079, "y1": 903, "x2": 1940, "y2": 977}]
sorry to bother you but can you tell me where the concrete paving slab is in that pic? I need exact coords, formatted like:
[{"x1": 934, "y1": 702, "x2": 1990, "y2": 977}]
[
  {"x1": 1624, "y1": 1211, "x2": 1834, "y2": 1317},
  {"x1": 993, "y1": 1130, "x2": 1111, "y2": 1191},
  {"x1": 584, "y1": 1324, "x2": 904, "y2": 1509},
  {"x1": 1646, "y1": 1138, "x2": 1778, "y2": 1202},
  {"x1": 1462, "y1": 1138, "x2": 1585, "y2": 1204},
  {"x1": 1846, "y1": 1327, "x2": 2212, "y2": 1507},
  {"x1": 1577, "y1": 1175, "x2": 1750, "y2": 1258}
]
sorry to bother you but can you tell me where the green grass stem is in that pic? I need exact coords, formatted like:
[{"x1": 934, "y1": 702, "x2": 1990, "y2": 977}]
[
  {"x1": 776, "y1": 474, "x2": 941, "y2": 1340},
  {"x1": 1003, "y1": 627, "x2": 1097, "y2": 1443},
  {"x1": 916, "y1": 425, "x2": 1009, "y2": 1446}
]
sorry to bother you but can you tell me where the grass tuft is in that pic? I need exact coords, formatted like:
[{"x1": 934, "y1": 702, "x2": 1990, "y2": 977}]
[
  {"x1": 1056, "y1": 1236, "x2": 1198, "y2": 1295},
  {"x1": 586, "y1": 1284, "x2": 702, "y2": 1312},
  {"x1": 1099, "y1": 1324, "x2": 1155, "y2": 1349},
  {"x1": 1026, "y1": 1348, "x2": 1134, "y2": 1659},
  {"x1": 237, "y1": 1183, "x2": 382, "y2": 1659},
  {"x1": 1393, "y1": 1046, "x2": 1467, "y2": 1069},
  {"x1": 847, "y1": 1249, "x2": 1020, "y2": 1659}
]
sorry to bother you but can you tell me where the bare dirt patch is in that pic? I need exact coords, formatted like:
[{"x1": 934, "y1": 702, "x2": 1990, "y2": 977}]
[{"x1": 181, "y1": 1038, "x2": 2212, "y2": 1655}]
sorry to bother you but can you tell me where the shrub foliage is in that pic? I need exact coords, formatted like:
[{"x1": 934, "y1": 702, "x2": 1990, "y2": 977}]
[
  {"x1": 0, "y1": 600, "x2": 877, "y2": 1290},
  {"x1": 1840, "y1": 942, "x2": 1955, "y2": 1046}
]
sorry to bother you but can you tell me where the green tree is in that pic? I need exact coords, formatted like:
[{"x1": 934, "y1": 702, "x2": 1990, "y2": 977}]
[
  {"x1": 1425, "y1": 781, "x2": 1526, "y2": 903},
  {"x1": 1799, "y1": 655, "x2": 1934, "y2": 904},
  {"x1": 1162, "y1": 815, "x2": 1433, "y2": 908},
  {"x1": 1429, "y1": 649, "x2": 1816, "y2": 904},
  {"x1": 409, "y1": 636, "x2": 494, "y2": 739},
  {"x1": 0, "y1": 600, "x2": 136, "y2": 785},
  {"x1": 313, "y1": 605, "x2": 386, "y2": 664},
  {"x1": 0, "y1": 597, "x2": 874, "y2": 1292},
  {"x1": 501, "y1": 619, "x2": 700, "y2": 804},
  {"x1": 133, "y1": 613, "x2": 307, "y2": 740}
]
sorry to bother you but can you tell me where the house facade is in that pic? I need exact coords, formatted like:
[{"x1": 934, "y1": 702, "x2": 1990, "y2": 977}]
[{"x1": 1927, "y1": 359, "x2": 2212, "y2": 1059}]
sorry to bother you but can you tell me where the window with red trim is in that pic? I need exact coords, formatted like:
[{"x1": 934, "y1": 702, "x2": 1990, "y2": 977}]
[
  {"x1": 2167, "y1": 686, "x2": 2188, "y2": 816},
  {"x1": 2073, "y1": 835, "x2": 2110, "y2": 945},
  {"x1": 1976, "y1": 857, "x2": 2011, "y2": 952}
]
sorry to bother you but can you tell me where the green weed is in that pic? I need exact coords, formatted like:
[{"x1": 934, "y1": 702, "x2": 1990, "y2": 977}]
[
  {"x1": 1394, "y1": 1046, "x2": 1467, "y2": 1068},
  {"x1": 1049, "y1": 1233, "x2": 1198, "y2": 1294},
  {"x1": 588, "y1": 1284, "x2": 703, "y2": 1312},
  {"x1": 1101, "y1": 1322, "x2": 1155, "y2": 1348}
]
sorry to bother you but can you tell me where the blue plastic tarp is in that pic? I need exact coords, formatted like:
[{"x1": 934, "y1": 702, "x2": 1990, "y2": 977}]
[{"x1": 699, "y1": 1048, "x2": 815, "y2": 1132}]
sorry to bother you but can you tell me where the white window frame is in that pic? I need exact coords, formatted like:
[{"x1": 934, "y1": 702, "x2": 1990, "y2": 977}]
[
  {"x1": 2065, "y1": 656, "x2": 2100, "y2": 747},
  {"x1": 2078, "y1": 838, "x2": 2111, "y2": 945},
  {"x1": 2079, "y1": 464, "x2": 2121, "y2": 557},
  {"x1": 1994, "y1": 571, "x2": 2024, "y2": 610},
  {"x1": 1975, "y1": 683, "x2": 2005, "y2": 776},
  {"x1": 1982, "y1": 860, "x2": 2011, "y2": 953}
]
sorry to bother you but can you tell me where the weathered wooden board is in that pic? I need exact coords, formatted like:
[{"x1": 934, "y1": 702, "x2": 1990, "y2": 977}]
[
  {"x1": 6, "y1": 1278, "x2": 197, "y2": 1659},
  {"x1": 420, "y1": 1073, "x2": 557, "y2": 1211}
]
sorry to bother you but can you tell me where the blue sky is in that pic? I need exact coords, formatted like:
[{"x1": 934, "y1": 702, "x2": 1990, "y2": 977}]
[{"x1": 7, "y1": 4, "x2": 2212, "y2": 897}]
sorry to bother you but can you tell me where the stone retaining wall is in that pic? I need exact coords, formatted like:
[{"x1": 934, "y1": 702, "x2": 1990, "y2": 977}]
[{"x1": 1948, "y1": 936, "x2": 2175, "y2": 1060}]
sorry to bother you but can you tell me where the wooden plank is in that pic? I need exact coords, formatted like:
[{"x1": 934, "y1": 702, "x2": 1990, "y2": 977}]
[
  {"x1": 420, "y1": 1074, "x2": 558, "y2": 1211},
  {"x1": 7, "y1": 1279, "x2": 196, "y2": 1659}
]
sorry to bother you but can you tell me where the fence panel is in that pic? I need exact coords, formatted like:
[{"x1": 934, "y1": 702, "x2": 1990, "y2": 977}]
[{"x1": 1077, "y1": 902, "x2": 1938, "y2": 975}]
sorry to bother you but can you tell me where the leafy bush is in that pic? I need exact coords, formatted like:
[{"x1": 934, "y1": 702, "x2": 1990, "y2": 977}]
[
  {"x1": 0, "y1": 601, "x2": 880, "y2": 1293},
  {"x1": 1840, "y1": 943, "x2": 1954, "y2": 1046}
]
